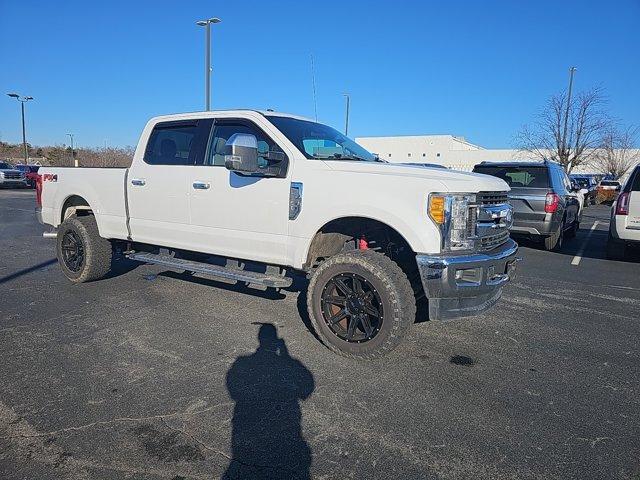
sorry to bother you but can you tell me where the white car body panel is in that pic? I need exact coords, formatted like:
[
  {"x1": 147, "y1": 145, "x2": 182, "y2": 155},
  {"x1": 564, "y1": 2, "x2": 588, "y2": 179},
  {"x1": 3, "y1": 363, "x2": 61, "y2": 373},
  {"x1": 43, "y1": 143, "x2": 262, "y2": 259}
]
[{"x1": 39, "y1": 110, "x2": 510, "y2": 269}]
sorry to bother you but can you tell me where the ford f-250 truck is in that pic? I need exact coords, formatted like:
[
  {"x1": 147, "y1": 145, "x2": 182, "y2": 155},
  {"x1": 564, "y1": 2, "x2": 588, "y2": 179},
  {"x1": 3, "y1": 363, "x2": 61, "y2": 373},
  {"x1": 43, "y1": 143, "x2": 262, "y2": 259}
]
[{"x1": 36, "y1": 110, "x2": 519, "y2": 358}]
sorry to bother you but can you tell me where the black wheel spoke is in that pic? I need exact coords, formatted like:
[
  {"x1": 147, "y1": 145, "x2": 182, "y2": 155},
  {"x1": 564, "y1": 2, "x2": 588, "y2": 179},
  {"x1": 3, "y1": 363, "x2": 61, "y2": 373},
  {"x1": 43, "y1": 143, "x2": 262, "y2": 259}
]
[
  {"x1": 328, "y1": 309, "x2": 348, "y2": 325},
  {"x1": 360, "y1": 315, "x2": 374, "y2": 337},
  {"x1": 325, "y1": 295, "x2": 346, "y2": 306},
  {"x1": 362, "y1": 301, "x2": 381, "y2": 318},
  {"x1": 353, "y1": 277, "x2": 363, "y2": 294},
  {"x1": 333, "y1": 278, "x2": 353, "y2": 296},
  {"x1": 346, "y1": 315, "x2": 360, "y2": 340}
]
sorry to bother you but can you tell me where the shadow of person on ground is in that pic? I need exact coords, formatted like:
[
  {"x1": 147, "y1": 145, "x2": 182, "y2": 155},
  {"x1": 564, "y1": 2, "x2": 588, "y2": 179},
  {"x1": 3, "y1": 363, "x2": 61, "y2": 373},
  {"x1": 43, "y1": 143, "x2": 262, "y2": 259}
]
[{"x1": 223, "y1": 323, "x2": 315, "y2": 480}]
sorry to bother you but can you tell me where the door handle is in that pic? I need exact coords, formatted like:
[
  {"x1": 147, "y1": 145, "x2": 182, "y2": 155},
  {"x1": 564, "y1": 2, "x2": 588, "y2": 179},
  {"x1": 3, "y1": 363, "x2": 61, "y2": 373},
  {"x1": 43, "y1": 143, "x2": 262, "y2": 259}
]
[
  {"x1": 192, "y1": 181, "x2": 210, "y2": 190},
  {"x1": 131, "y1": 179, "x2": 146, "y2": 186}
]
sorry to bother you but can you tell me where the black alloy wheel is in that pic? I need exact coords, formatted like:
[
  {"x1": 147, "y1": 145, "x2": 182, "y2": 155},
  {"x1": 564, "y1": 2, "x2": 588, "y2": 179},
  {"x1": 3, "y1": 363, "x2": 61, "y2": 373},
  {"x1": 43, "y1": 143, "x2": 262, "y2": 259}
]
[
  {"x1": 60, "y1": 230, "x2": 85, "y2": 272},
  {"x1": 320, "y1": 272, "x2": 384, "y2": 343}
]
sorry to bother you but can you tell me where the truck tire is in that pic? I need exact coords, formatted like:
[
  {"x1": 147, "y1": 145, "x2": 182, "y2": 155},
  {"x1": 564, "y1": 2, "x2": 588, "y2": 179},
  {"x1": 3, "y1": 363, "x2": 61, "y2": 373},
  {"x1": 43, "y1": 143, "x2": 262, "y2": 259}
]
[
  {"x1": 56, "y1": 215, "x2": 113, "y2": 283},
  {"x1": 307, "y1": 250, "x2": 416, "y2": 359}
]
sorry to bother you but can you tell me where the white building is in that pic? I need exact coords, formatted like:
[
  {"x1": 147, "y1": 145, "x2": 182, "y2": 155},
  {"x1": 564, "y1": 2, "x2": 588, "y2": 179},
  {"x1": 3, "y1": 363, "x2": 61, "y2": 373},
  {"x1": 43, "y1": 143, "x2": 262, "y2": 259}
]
[{"x1": 355, "y1": 134, "x2": 639, "y2": 175}]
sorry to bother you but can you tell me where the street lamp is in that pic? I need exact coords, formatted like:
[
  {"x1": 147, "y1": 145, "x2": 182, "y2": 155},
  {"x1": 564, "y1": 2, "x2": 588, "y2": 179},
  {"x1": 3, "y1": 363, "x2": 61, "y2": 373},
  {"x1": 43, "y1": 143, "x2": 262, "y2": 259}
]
[
  {"x1": 343, "y1": 93, "x2": 350, "y2": 136},
  {"x1": 67, "y1": 133, "x2": 76, "y2": 167},
  {"x1": 6, "y1": 93, "x2": 34, "y2": 163},
  {"x1": 196, "y1": 17, "x2": 222, "y2": 111},
  {"x1": 561, "y1": 66, "x2": 577, "y2": 160}
]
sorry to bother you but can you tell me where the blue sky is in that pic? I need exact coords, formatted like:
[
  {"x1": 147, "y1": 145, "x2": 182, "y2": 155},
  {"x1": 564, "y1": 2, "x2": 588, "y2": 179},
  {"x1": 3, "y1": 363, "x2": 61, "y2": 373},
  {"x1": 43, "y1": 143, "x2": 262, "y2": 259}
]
[{"x1": 1, "y1": 0, "x2": 638, "y2": 149}]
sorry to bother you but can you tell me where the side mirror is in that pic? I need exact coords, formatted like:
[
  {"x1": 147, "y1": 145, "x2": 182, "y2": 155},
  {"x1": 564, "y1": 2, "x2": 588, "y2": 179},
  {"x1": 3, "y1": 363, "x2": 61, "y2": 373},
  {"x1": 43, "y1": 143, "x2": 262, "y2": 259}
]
[{"x1": 224, "y1": 133, "x2": 259, "y2": 173}]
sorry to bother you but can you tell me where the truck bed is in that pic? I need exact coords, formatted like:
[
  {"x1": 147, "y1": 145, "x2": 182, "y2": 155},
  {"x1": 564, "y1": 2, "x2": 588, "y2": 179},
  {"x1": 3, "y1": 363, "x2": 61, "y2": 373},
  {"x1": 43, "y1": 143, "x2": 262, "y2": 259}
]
[{"x1": 39, "y1": 167, "x2": 130, "y2": 240}]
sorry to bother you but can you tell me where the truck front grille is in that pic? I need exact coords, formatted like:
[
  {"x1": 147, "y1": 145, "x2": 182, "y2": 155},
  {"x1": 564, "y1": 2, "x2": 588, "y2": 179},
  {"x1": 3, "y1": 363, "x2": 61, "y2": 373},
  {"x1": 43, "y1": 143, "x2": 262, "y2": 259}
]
[
  {"x1": 474, "y1": 191, "x2": 511, "y2": 252},
  {"x1": 478, "y1": 192, "x2": 508, "y2": 205},
  {"x1": 3, "y1": 172, "x2": 22, "y2": 179}
]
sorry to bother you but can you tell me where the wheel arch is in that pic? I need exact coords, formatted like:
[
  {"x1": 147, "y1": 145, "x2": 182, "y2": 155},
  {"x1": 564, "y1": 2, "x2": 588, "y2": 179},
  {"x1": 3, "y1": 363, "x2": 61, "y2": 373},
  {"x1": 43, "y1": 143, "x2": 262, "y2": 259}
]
[
  {"x1": 60, "y1": 194, "x2": 93, "y2": 223},
  {"x1": 303, "y1": 216, "x2": 418, "y2": 278}
]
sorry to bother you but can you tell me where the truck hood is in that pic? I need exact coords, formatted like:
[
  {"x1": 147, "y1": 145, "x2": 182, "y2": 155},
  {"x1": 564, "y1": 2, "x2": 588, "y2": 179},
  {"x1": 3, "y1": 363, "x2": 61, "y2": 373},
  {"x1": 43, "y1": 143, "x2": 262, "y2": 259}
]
[{"x1": 323, "y1": 161, "x2": 510, "y2": 193}]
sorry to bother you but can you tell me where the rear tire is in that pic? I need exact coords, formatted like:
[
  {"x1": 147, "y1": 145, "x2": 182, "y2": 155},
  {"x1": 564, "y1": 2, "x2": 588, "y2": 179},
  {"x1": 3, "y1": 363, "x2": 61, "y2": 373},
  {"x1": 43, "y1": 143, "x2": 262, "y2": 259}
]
[
  {"x1": 56, "y1": 215, "x2": 113, "y2": 283},
  {"x1": 566, "y1": 220, "x2": 579, "y2": 239},
  {"x1": 544, "y1": 223, "x2": 564, "y2": 251},
  {"x1": 307, "y1": 250, "x2": 415, "y2": 359}
]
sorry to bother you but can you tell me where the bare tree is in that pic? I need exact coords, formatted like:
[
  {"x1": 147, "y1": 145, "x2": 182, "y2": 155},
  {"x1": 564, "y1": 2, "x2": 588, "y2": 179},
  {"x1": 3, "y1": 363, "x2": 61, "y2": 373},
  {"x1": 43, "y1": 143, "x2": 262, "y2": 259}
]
[
  {"x1": 590, "y1": 127, "x2": 639, "y2": 179},
  {"x1": 517, "y1": 87, "x2": 611, "y2": 172}
]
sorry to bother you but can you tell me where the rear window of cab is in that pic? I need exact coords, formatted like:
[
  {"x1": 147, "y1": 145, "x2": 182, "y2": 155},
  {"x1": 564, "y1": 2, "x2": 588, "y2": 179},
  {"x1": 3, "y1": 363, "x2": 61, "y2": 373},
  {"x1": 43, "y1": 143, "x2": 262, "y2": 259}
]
[{"x1": 473, "y1": 165, "x2": 550, "y2": 188}]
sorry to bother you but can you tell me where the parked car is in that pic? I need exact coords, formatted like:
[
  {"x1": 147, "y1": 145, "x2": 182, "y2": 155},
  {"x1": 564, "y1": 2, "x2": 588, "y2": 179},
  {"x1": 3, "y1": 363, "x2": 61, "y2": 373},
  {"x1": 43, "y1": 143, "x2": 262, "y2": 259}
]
[
  {"x1": 607, "y1": 165, "x2": 640, "y2": 260},
  {"x1": 36, "y1": 110, "x2": 520, "y2": 358},
  {"x1": 570, "y1": 180, "x2": 585, "y2": 216},
  {"x1": 597, "y1": 180, "x2": 621, "y2": 204},
  {"x1": 570, "y1": 175, "x2": 597, "y2": 205},
  {"x1": 0, "y1": 161, "x2": 28, "y2": 188},
  {"x1": 473, "y1": 160, "x2": 581, "y2": 251},
  {"x1": 15, "y1": 164, "x2": 40, "y2": 188}
]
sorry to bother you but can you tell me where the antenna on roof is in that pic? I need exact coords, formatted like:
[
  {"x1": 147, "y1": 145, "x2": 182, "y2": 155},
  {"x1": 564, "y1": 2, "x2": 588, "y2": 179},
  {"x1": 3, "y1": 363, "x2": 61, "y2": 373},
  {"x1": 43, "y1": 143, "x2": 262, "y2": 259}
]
[{"x1": 310, "y1": 53, "x2": 318, "y2": 121}]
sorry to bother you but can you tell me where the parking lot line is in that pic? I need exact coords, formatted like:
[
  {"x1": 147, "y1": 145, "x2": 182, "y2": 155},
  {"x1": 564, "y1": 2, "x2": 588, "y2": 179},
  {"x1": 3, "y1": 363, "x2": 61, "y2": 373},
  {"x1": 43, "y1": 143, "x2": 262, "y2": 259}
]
[{"x1": 571, "y1": 220, "x2": 600, "y2": 266}]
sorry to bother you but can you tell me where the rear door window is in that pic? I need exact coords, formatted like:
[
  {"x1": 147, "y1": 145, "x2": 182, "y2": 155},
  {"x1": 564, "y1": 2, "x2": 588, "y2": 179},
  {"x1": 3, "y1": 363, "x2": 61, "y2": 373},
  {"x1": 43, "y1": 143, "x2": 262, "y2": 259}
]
[
  {"x1": 473, "y1": 165, "x2": 550, "y2": 188},
  {"x1": 144, "y1": 120, "x2": 212, "y2": 166}
]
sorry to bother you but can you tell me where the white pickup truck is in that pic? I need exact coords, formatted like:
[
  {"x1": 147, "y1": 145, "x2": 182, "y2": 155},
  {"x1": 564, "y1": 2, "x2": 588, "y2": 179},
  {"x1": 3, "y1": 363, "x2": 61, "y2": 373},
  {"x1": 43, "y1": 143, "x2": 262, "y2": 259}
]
[{"x1": 36, "y1": 110, "x2": 519, "y2": 358}]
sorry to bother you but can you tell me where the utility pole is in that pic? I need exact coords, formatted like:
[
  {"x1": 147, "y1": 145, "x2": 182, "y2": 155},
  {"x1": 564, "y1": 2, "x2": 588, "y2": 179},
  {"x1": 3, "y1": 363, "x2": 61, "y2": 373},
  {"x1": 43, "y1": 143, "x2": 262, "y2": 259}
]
[
  {"x1": 561, "y1": 66, "x2": 577, "y2": 162},
  {"x1": 196, "y1": 17, "x2": 221, "y2": 111},
  {"x1": 67, "y1": 133, "x2": 76, "y2": 167},
  {"x1": 6, "y1": 93, "x2": 34, "y2": 163},
  {"x1": 343, "y1": 93, "x2": 350, "y2": 136}
]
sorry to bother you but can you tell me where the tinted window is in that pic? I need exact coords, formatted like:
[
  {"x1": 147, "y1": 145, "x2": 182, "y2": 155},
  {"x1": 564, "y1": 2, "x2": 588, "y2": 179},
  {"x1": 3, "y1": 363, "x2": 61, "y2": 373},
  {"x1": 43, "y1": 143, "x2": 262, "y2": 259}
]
[
  {"x1": 473, "y1": 165, "x2": 550, "y2": 188},
  {"x1": 144, "y1": 120, "x2": 211, "y2": 165},
  {"x1": 204, "y1": 120, "x2": 287, "y2": 176},
  {"x1": 631, "y1": 169, "x2": 640, "y2": 192},
  {"x1": 0, "y1": 162, "x2": 13, "y2": 169}
]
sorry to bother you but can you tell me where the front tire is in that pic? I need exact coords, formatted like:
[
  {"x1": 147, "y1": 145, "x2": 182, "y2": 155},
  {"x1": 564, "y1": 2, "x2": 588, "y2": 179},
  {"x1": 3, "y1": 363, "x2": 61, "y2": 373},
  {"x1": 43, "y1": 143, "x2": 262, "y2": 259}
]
[
  {"x1": 307, "y1": 250, "x2": 416, "y2": 359},
  {"x1": 56, "y1": 215, "x2": 113, "y2": 283}
]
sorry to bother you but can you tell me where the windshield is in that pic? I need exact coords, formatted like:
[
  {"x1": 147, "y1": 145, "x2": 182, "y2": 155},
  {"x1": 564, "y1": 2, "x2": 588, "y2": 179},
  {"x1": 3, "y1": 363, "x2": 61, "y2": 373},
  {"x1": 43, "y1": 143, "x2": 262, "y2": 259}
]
[
  {"x1": 266, "y1": 116, "x2": 377, "y2": 161},
  {"x1": 0, "y1": 162, "x2": 14, "y2": 169}
]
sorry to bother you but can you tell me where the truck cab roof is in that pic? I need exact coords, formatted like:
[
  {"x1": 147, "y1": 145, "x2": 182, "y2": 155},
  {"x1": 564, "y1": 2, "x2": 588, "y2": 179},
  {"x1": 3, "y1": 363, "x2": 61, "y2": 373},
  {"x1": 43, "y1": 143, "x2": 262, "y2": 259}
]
[{"x1": 148, "y1": 109, "x2": 315, "y2": 124}]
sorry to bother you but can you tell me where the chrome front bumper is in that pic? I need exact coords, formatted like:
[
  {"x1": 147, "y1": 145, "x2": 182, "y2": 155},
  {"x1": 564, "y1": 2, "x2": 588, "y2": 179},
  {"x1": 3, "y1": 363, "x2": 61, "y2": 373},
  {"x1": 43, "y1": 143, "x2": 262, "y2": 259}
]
[{"x1": 416, "y1": 239, "x2": 520, "y2": 321}]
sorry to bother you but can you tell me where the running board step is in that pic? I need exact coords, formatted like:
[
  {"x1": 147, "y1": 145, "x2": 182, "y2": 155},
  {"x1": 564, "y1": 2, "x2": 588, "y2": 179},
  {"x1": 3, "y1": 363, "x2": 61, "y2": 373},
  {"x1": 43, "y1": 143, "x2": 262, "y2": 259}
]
[{"x1": 127, "y1": 252, "x2": 292, "y2": 288}]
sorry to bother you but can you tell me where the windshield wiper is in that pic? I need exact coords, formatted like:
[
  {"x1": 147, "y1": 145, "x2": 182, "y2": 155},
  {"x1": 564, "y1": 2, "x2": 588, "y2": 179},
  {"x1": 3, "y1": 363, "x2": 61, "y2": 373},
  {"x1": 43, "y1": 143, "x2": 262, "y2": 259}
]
[{"x1": 312, "y1": 153, "x2": 375, "y2": 162}]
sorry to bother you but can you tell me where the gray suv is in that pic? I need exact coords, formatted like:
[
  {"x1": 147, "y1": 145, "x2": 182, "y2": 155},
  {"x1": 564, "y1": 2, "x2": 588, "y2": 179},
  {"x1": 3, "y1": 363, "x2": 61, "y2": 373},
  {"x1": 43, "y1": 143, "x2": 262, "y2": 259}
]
[{"x1": 473, "y1": 160, "x2": 581, "y2": 251}]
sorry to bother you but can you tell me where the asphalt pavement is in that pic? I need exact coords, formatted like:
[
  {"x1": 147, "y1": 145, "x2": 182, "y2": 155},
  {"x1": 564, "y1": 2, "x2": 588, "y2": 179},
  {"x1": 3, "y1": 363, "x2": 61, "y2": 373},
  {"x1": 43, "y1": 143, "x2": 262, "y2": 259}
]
[{"x1": 1, "y1": 188, "x2": 639, "y2": 480}]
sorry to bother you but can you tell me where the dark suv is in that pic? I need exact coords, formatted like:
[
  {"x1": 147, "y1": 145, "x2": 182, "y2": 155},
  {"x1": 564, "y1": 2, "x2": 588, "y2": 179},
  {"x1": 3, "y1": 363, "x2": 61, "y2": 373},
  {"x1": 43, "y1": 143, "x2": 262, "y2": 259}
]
[
  {"x1": 570, "y1": 174, "x2": 597, "y2": 205},
  {"x1": 473, "y1": 160, "x2": 581, "y2": 251}
]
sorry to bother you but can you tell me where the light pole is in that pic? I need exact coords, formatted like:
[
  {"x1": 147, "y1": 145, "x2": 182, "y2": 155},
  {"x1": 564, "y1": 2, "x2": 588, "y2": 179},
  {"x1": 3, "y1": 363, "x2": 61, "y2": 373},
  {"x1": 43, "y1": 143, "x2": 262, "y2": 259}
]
[
  {"x1": 561, "y1": 66, "x2": 577, "y2": 160},
  {"x1": 196, "y1": 17, "x2": 221, "y2": 111},
  {"x1": 67, "y1": 133, "x2": 76, "y2": 167},
  {"x1": 6, "y1": 93, "x2": 34, "y2": 163},
  {"x1": 343, "y1": 93, "x2": 350, "y2": 136}
]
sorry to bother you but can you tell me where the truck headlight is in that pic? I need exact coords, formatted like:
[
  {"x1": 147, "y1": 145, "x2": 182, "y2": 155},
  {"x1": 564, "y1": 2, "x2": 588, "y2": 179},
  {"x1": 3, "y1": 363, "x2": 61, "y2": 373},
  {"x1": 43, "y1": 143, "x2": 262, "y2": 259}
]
[{"x1": 428, "y1": 193, "x2": 476, "y2": 252}]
